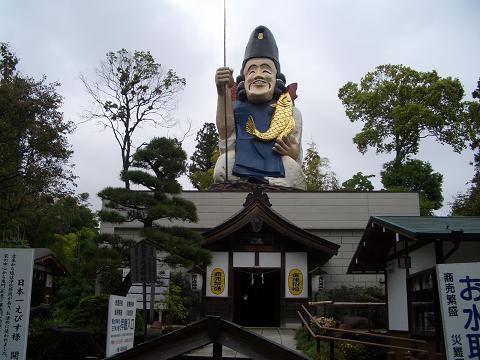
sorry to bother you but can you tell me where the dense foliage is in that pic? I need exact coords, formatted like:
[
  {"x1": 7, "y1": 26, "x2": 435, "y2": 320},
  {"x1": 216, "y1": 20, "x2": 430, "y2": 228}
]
[
  {"x1": 381, "y1": 159, "x2": 443, "y2": 215},
  {"x1": 188, "y1": 122, "x2": 219, "y2": 190},
  {"x1": 338, "y1": 64, "x2": 477, "y2": 214},
  {"x1": 302, "y1": 142, "x2": 339, "y2": 191},
  {"x1": 98, "y1": 137, "x2": 211, "y2": 266},
  {"x1": 81, "y1": 49, "x2": 186, "y2": 188},
  {"x1": 451, "y1": 78, "x2": 480, "y2": 215},
  {"x1": 338, "y1": 64, "x2": 471, "y2": 165},
  {"x1": 341, "y1": 172, "x2": 375, "y2": 191},
  {"x1": 0, "y1": 43, "x2": 75, "y2": 245}
]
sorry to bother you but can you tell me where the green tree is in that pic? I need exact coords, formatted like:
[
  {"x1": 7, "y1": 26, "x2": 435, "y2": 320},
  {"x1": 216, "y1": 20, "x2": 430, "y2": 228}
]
[
  {"x1": 451, "y1": 78, "x2": 480, "y2": 215},
  {"x1": 188, "y1": 122, "x2": 219, "y2": 190},
  {"x1": 0, "y1": 43, "x2": 75, "y2": 245},
  {"x1": 381, "y1": 159, "x2": 443, "y2": 215},
  {"x1": 98, "y1": 137, "x2": 211, "y2": 266},
  {"x1": 342, "y1": 172, "x2": 375, "y2": 191},
  {"x1": 338, "y1": 64, "x2": 470, "y2": 165},
  {"x1": 189, "y1": 149, "x2": 219, "y2": 191},
  {"x1": 81, "y1": 49, "x2": 186, "y2": 188},
  {"x1": 302, "y1": 142, "x2": 339, "y2": 191},
  {"x1": 30, "y1": 193, "x2": 98, "y2": 248}
]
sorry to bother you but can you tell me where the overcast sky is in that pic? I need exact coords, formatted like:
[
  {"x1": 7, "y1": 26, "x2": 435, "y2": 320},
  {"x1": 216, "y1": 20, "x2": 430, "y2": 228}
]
[{"x1": 1, "y1": 0, "x2": 479, "y2": 214}]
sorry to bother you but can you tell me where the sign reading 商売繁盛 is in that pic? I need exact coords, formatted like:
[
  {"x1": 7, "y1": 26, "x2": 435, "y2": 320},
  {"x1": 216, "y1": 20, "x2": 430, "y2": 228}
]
[
  {"x1": 206, "y1": 252, "x2": 228, "y2": 297},
  {"x1": 285, "y1": 252, "x2": 307, "y2": 298},
  {"x1": 436, "y1": 262, "x2": 480, "y2": 360},
  {"x1": 0, "y1": 249, "x2": 34, "y2": 360}
]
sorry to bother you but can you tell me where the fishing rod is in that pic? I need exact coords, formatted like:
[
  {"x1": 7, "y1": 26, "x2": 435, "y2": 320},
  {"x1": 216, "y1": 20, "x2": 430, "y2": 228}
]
[{"x1": 223, "y1": 0, "x2": 229, "y2": 182}]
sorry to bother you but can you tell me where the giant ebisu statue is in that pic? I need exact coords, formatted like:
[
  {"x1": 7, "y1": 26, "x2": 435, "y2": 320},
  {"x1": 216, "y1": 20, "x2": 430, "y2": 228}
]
[{"x1": 213, "y1": 25, "x2": 306, "y2": 190}]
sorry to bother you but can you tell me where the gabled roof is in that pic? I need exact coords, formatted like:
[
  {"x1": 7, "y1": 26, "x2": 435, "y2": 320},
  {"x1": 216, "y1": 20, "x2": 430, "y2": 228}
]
[
  {"x1": 106, "y1": 316, "x2": 310, "y2": 360},
  {"x1": 201, "y1": 191, "x2": 339, "y2": 257},
  {"x1": 347, "y1": 216, "x2": 480, "y2": 274},
  {"x1": 34, "y1": 248, "x2": 69, "y2": 276}
]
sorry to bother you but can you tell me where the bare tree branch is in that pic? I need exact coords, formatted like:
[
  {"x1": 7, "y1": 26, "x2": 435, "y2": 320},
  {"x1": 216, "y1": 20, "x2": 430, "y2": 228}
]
[{"x1": 80, "y1": 49, "x2": 186, "y2": 188}]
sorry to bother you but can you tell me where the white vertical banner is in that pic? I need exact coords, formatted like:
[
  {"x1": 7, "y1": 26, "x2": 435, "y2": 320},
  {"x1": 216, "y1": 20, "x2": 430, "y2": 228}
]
[
  {"x1": 106, "y1": 295, "x2": 136, "y2": 357},
  {"x1": 436, "y1": 262, "x2": 480, "y2": 360},
  {"x1": 285, "y1": 252, "x2": 308, "y2": 298},
  {"x1": 0, "y1": 248, "x2": 34, "y2": 360},
  {"x1": 206, "y1": 252, "x2": 229, "y2": 297}
]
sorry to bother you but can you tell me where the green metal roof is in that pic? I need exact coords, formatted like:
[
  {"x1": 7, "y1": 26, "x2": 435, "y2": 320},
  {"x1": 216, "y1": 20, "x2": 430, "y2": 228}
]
[
  {"x1": 371, "y1": 216, "x2": 480, "y2": 239},
  {"x1": 347, "y1": 216, "x2": 480, "y2": 274}
]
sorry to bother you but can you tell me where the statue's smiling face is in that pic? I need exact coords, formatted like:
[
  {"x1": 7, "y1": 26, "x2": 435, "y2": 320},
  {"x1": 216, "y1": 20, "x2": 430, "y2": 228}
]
[{"x1": 244, "y1": 58, "x2": 277, "y2": 103}]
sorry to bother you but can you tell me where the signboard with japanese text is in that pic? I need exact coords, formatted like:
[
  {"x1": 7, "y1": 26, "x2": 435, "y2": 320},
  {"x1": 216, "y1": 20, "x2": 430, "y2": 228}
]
[
  {"x1": 311, "y1": 275, "x2": 324, "y2": 292},
  {"x1": 210, "y1": 268, "x2": 225, "y2": 295},
  {"x1": 206, "y1": 252, "x2": 228, "y2": 297},
  {"x1": 190, "y1": 273, "x2": 203, "y2": 292},
  {"x1": 285, "y1": 252, "x2": 307, "y2": 298},
  {"x1": 288, "y1": 269, "x2": 303, "y2": 295},
  {"x1": 436, "y1": 262, "x2": 480, "y2": 360},
  {"x1": 0, "y1": 248, "x2": 34, "y2": 360},
  {"x1": 106, "y1": 295, "x2": 136, "y2": 357}
]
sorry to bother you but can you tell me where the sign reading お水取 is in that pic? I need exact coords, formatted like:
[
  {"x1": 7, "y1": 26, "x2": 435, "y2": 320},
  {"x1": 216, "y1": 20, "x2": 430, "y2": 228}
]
[{"x1": 436, "y1": 262, "x2": 480, "y2": 360}]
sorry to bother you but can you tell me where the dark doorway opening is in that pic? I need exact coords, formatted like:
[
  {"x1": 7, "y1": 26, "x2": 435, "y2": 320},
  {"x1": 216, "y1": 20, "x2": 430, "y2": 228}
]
[{"x1": 233, "y1": 268, "x2": 280, "y2": 326}]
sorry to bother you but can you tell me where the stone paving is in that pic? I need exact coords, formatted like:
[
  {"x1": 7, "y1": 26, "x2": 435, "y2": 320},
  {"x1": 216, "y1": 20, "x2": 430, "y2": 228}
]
[{"x1": 187, "y1": 327, "x2": 300, "y2": 358}]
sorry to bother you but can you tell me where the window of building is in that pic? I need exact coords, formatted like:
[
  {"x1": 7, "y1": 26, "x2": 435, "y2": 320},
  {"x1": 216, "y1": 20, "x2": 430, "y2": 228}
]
[{"x1": 407, "y1": 268, "x2": 439, "y2": 336}]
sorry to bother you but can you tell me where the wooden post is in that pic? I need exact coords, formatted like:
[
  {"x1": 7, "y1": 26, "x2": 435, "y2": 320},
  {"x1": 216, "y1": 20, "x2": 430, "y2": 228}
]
[
  {"x1": 213, "y1": 342, "x2": 222, "y2": 360},
  {"x1": 316, "y1": 338, "x2": 320, "y2": 353},
  {"x1": 329, "y1": 339, "x2": 335, "y2": 360},
  {"x1": 149, "y1": 282, "x2": 155, "y2": 324},
  {"x1": 142, "y1": 282, "x2": 148, "y2": 342},
  {"x1": 368, "y1": 305, "x2": 372, "y2": 331}
]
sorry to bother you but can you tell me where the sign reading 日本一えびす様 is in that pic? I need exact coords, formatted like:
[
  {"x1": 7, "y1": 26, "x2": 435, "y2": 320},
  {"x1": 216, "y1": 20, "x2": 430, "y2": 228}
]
[
  {"x1": 106, "y1": 295, "x2": 136, "y2": 357},
  {"x1": 0, "y1": 249, "x2": 34, "y2": 360},
  {"x1": 436, "y1": 262, "x2": 480, "y2": 360}
]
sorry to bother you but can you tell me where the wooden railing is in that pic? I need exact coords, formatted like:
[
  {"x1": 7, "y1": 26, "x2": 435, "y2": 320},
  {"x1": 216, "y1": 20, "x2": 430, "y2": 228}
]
[{"x1": 298, "y1": 305, "x2": 430, "y2": 360}]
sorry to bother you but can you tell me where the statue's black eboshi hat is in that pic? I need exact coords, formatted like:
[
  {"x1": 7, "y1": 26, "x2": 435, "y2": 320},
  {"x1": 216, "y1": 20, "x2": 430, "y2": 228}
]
[{"x1": 241, "y1": 25, "x2": 280, "y2": 75}]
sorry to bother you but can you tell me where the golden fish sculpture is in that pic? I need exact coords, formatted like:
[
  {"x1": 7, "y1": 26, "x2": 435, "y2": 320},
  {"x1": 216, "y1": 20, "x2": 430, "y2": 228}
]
[{"x1": 246, "y1": 91, "x2": 295, "y2": 141}]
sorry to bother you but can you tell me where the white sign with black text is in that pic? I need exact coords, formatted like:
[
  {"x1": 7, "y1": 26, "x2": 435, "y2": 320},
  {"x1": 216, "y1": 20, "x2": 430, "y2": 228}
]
[
  {"x1": 436, "y1": 262, "x2": 480, "y2": 360},
  {"x1": 106, "y1": 295, "x2": 136, "y2": 357},
  {"x1": 0, "y1": 248, "x2": 34, "y2": 360}
]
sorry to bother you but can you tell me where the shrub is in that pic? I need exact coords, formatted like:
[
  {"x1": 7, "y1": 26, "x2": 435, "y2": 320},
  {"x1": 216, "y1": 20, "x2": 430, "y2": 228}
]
[
  {"x1": 338, "y1": 342, "x2": 372, "y2": 360},
  {"x1": 311, "y1": 316, "x2": 336, "y2": 335},
  {"x1": 162, "y1": 284, "x2": 188, "y2": 325}
]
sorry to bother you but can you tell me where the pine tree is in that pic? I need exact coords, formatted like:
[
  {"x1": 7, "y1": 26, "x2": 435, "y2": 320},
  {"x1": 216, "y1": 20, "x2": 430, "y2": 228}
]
[
  {"x1": 98, "y1": 137, "x2": 211, "y2": 266},
  {"x1": 188, "y1": 123, "x2": 218, "y2": 190}
]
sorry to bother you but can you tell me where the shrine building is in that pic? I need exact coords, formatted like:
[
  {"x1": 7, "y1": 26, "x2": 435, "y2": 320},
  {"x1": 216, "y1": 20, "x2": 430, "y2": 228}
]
[{"x1": 101, "y1": 189, "x2": 419, "y2": 327}]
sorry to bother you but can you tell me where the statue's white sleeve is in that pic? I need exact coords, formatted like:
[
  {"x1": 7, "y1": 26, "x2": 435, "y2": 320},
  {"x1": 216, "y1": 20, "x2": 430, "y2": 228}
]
[
  {"x1": 292, "y1": 107, "x2": 303, "y2": 165},
  {"x1": 218, "y1": 132, "x2": 236, "y2": 154}
]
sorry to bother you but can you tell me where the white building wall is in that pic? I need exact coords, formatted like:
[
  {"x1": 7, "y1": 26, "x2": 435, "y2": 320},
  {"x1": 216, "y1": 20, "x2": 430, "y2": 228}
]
[
  {"x1": 102, "y1": 191, "x2": 420, "y2": 232},
  {"x1": 100, "y1": 191, "x2": 419, "y2": 291},
  {"x1": 311, "y1": 229, "x2": 384, "y2": 289},
  {"x1": 386, "y1": 259, "x2": 409, "y2": 331},
  {"x1": 409, "y1": 243, "x2": 436, "y2": 274}
]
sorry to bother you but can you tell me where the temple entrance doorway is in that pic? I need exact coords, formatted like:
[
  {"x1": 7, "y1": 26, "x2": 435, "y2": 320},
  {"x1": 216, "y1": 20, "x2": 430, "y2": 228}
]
[{"x1": 233, "y1": 268, "x2": 280, "y2": 327}]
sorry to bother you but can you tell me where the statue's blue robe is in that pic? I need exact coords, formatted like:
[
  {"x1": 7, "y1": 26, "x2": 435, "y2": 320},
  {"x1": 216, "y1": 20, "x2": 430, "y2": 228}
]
[{"x1": 232, "y1": 100, "x2": 285, "y2": 179}]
